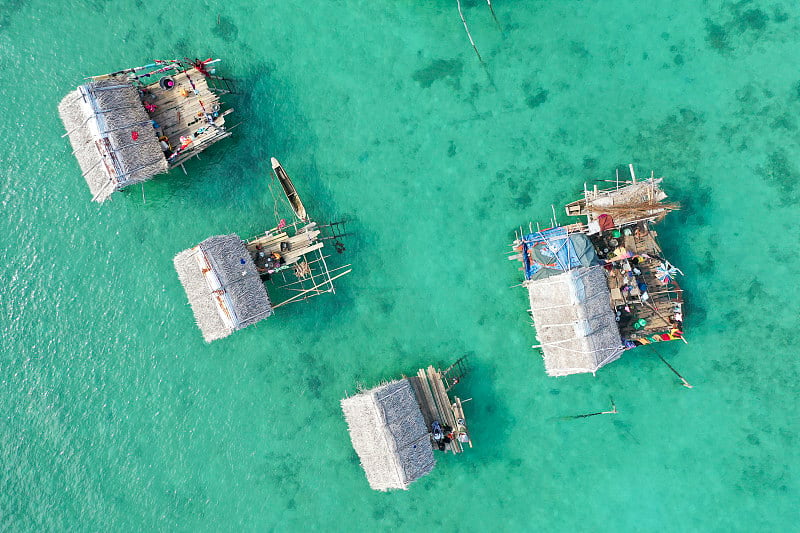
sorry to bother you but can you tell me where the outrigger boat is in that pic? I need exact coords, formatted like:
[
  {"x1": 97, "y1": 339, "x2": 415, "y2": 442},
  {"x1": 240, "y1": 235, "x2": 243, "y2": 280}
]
[
  {"x1": 272, "y1": 157, "x2": 307, "y2": 221},
  {"x1": 173, "y1": 157, "x2": 350, "y2": 342}
]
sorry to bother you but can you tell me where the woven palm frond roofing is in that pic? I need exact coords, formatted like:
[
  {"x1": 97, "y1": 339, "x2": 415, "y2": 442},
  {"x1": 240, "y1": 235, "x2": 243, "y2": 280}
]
[
  {"x1": 174, "y1": 234, "x2": 273, "y2": 343},
  {"x1": 526, "y1": 266, "x2": 624, "y2": 377},
  {"x1": 341, "y1": 379, "x2": 435, "y2": 491},
  {"x1": 58, "y1": 77, "x2": 167, "y2": 202}
]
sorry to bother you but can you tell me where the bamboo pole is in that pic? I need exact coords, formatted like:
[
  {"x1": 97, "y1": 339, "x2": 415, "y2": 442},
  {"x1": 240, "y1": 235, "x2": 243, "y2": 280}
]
[
  {"x1": 646, "y1": 288, "x2": 685, "y2": 296},
  {"x1": 648, "y1": 346, "x2": 693, "y2": 388},
  {"x1": 562, "y1": 398, "x2": 617, "y2": 420},
  {"x1": 457, "y1": 0, "x2": 483, "y2": 63},
  {"x1": 272, "y1": 268, "x2": 352, "y2": 308},
  {"x1": 487, "y1": 0, "x2": 502, "y2": 32}
]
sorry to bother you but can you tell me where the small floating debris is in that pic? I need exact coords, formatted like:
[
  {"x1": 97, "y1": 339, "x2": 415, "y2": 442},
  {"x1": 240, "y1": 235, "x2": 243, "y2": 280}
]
[
  {"x1": 341, "y1": 357, "x2": 472, "y2": 491},
  {"x1": 509, "y1": 165, "x2": 685, "y2": 377},
  {"x1": 58, "y1": 58, "x2": 235, "y2": 202},
  {"x1": 173, "y1": 158, "x2": 351, "y2": 342}
]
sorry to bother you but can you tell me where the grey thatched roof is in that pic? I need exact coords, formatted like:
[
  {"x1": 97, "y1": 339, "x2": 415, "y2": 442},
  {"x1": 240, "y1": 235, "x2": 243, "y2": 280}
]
[
  {"x1": 526, "y1": 266, "x2": 624, "y2": 376},
  {"x1": 341, "y1": 379, "x2": 435, "y2": 491},
  {"x1": 174, "y1": 234, "x2": 273, "y2": 342},
  {"x1": 58, "y1": 77, "x2": 167, "y2": 202}
]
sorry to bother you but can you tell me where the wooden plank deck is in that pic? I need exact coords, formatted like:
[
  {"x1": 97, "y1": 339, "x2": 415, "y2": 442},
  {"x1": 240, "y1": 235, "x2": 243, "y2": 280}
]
[
  {"x1": 426, "y1": 366, "x2": 463, "y2": 454},
  {"x1": 411, "y1": 371, "x2": 438, "y2": 427},
  {"x1": 246, "y1": 227, "x2": 324, "y2": 266},
  {"x1": 246, "y1": 232, "x2": 288, "y2": 251},
  {"x1": 602, "y1": 223, "x2": 684, "y2": 338},
  {"x1": 408, "y1": 366, "x2": 471, "y2": 454},
  {"x1": 144, "y1": 68, "x2": 230, "y2": 165}
]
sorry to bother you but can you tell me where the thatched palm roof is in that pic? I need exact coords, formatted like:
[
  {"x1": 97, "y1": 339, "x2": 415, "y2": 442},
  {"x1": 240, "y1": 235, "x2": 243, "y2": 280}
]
[
  {"x1": 526, "y1": 266, "x2": 624, "y2": 376},
  {"x1": 174, "y1": 234, "x2": 273, "y2": 342},
  {"x1": 341, "y1": 379, "x2": 435, "y2": 491},
  {"x1": 58, "y1": 77, "x2": 167, "y2": 202}
]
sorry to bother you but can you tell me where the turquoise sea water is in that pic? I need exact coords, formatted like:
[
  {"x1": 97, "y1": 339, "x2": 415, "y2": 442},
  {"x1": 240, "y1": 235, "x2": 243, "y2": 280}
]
[{"x1": 1, "y1": 0, "x2": 799, "y2": 530}]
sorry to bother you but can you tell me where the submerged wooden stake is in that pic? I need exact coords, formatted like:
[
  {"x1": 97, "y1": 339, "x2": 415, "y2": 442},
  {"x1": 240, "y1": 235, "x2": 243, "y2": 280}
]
[
  {"x1": 562, "y1": 398, "x2": 617, "y2": 420},
  {"x1": 457, "y1": 0, "x2": 483, "y2": 63},
  {"x1": 649, "y1": 346, "x2": 693, "y2": 388}
]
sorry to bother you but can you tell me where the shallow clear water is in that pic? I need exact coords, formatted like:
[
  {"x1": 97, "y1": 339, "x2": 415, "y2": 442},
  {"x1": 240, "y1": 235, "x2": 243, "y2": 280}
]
[{"x1": 1, "y1": 0, "x2": 798, "y2": 530}]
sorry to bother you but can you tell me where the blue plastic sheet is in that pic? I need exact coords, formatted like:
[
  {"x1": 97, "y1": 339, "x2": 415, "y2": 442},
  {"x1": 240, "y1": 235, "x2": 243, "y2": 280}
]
[{"x1": 521, "y1": 227, "x2": 600, "y2": 281}]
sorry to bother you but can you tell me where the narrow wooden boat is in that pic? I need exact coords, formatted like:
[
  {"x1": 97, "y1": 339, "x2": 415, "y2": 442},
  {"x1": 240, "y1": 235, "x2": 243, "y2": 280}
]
[{"x1": 271, "y1": 157, "x2": 307, "y2": 221}]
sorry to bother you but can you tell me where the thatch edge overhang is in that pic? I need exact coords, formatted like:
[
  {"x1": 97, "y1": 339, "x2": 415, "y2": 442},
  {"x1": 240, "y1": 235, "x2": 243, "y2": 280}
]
[
  {"x1": 341, "y1": 379, "x2": 435, "y2": 491},
  {"x1": 198, "y1": 235, "x2": 273, "y2": 329},
  {"x1": 526, "y1": 266, "x2": 624, "y2": 377},
  {"x1": 174, "y1": 234, "x2": 273, "y2": 342},
  {"x1": 58, "y1": 78, "x2": 167, "y2": 202},
  {"x1": 173, "y1": 247, "x2": 232, "y2": 342}
]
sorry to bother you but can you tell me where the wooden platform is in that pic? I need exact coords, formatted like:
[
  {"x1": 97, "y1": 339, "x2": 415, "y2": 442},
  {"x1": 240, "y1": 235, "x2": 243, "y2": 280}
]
[
  {"x1": 143, "y1": 68, "x2": 232, "y2": 166},
  {"x1": 245, "y1": 223, "x2": 324, "y2": 266},
  {"x1": 409, "y1": 366, "x2": 471, "y2": 454},
  {"x1": 598, "y1": 224, "x2": 684, "y2": 338}
]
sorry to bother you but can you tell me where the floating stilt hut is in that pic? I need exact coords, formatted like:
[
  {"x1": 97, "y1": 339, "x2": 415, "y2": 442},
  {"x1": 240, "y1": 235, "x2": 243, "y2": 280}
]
[
  {"x1": 509, "y1": 165, "x2": 684, "y2": 377},
  {"x1": 58, "y1": 58, "x2": 235, "y2": 202},
  {"x1": 174, "y1": 158, "x2": 351, "y2": 342},
  {"x1": 341, "y1": 358, "x2": 472, "y2": 491}
]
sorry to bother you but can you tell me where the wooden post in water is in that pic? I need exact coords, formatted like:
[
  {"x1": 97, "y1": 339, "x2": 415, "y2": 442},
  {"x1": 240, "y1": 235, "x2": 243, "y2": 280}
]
[
  {"x1": 457, "y1": 0, "x2": 483, "y2": 63},
  {"x1": 562, "y1": 398, "x2": 617, "y2": 420},
  {"x1": 487, "y1": 0, "x2": 502, "y2": 32},
  {"x1": 649, "y1": 346, "x2": 693, "y2": 388}
]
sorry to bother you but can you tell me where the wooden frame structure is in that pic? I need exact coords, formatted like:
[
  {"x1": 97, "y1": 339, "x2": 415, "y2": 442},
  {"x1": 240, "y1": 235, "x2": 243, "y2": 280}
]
[
  {"x1": 408, "y1": 361, "x2": 472, "y2": 454},
  {"x1": 341, "y1": 358, "x2": 472, "y2": 491},
  {"x1": 174, "y1": 158, "x2": 351, "y2": 342},
  {"x1": 58, "y1": 58, "x2": 235, "y2": 202},
  {"x1": 509, "y1": 165, "x2": 685, "y2": 376},
  {"x1": 244, "y1": 219, "x2": 352, "y2": 309}
]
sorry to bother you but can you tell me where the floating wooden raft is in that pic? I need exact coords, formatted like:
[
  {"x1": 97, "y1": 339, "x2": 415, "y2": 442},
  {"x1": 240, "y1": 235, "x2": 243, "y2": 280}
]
[{"x1": 147, "y1": 68, "x2": 233, "y2": 167}]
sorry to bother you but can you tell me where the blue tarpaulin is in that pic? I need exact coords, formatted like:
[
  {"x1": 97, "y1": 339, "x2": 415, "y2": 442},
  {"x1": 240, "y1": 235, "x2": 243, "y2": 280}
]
[{"x1": 521, "y1": 227, "x2": 601, "y2": 281}]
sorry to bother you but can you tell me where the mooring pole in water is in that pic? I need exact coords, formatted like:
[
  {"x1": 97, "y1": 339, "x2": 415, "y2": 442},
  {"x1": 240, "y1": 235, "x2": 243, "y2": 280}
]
[
  {"x1": 650, "y1": 347, "x2": 693, "y2": 389},
  {"x1": 457, "y1": 0, "x2": 483, "y2": 63},
  {"x1": 563, "y1": 398, "x2": 617, "y2": 420},
  {"x1": 486, "y1": 0, "x2": 502, "y2": 32}
]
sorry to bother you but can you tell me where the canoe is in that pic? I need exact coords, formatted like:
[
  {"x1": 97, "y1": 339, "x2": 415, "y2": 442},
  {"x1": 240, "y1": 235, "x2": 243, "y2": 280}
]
[{"x1": 271, "y1": 157, "x2": 307, "y2": 221}]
